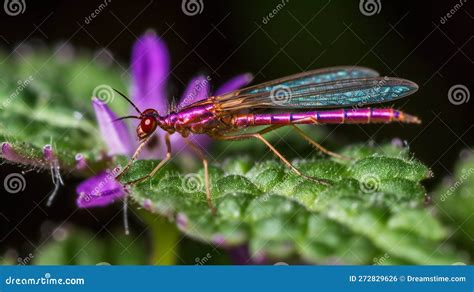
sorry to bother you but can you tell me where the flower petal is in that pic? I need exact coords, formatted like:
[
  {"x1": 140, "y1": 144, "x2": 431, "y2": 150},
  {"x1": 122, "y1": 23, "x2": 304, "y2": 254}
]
[
  {"x1": 178, "y1": 75, "x2": 210, "y2": 108},
  {"x1": 1, "y1": 142, "x2": 36, "y2": 165},
  {"x1": 185, "y1": 134, "x2": 212, "y2": 152},
  {"x1": 139, "y1": 131, "x2": 184, "y2": 160},
  {"x1": 139, "y1": 131, "x2": 210, "y2": 160},
  {"x1": 131, "y1": 31, "x2": 170, "y2": 113},
  {"x1": 92, "y1": 97, "x2": 134, "y2": 156},
  {"x1": 214, "y1": 73, "x2": 253, "y2": 96},
  {"x1": 76, "y1": 170, "x2": 124, "y2": 208},
  {"x1": 229, "y1": 245, "x2": 252, "y2": 265}
]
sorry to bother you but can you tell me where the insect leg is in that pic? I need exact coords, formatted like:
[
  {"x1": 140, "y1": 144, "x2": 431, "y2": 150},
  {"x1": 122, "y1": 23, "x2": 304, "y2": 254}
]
[
  {"x1": 184, "y1": 138, "x2": 216, "y2": 215},
  {"x1": 291, "y1": 123, "x2": 351, "y2": 161},
  {"x1": 116, "y1": 136, "x2": 151, "y2": 180},
  {"x1": 124, "y1": 133, "x2": 172, "y2": 186},
  {"x1": 213, "y1": 129, "x2": 330, "y2": 186}
]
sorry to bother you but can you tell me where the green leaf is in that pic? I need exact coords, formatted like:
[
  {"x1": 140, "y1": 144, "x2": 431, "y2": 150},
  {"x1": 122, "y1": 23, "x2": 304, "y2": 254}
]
[
  {"x1": 118, "y1": 144, "x2": 460, "y2": 264},
  {"x1": 434, "y1": 150, "x2": 474, "y2": 263},
  {"x1": 0, "y1": 49, "x2": 128, "y2": 175}
]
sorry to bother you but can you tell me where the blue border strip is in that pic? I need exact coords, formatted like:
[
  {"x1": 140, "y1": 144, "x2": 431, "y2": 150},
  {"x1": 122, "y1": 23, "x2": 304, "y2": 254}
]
[{"x1": 0, "y1": 265, "x2": 473, "y2": 291}]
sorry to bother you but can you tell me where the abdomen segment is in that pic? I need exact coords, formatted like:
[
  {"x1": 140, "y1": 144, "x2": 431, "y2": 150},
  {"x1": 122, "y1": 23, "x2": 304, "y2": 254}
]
[{"x1": 232, "y1": 108, "x2": 420, "y2": 128}]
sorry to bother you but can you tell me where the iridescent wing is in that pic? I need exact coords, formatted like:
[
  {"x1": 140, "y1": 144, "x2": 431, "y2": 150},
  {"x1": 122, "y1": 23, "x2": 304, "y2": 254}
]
[
  {"x1": 236, "y1": 66, "x2": 380, "y2": 94},
  {"x1": 186, "y1": 67, "x2": 417, "y2": 112}
]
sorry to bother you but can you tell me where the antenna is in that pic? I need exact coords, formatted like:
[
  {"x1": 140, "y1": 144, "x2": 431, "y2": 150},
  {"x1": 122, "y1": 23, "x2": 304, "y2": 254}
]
[
  {"x1": 113, "y1": 88, "x2": 142, "y2": 115},
  {"x1": 114, "y1": 115, "x2": 140, "y2": 122}
]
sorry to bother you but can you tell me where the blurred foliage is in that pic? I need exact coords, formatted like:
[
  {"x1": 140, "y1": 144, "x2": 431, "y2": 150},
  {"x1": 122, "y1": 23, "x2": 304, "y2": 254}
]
[
  {"x1": 211, "y1": 125, "x2": 340, "y2": 160},
  {"x1": 0, "y1": 227, "x2": 147, "y2": 265},
  {"x1": 32, "y1": 227, "x2": 148, "y2": 265},
  {"x1": 434, "y1": 151, "x2": 474, "y2": 262},
  {"x1": 0, "y1": 46, "x2": 128, "y2": 174},
  {"x1": 118, "y1": 144, "x2": 461, "y2": 265}
]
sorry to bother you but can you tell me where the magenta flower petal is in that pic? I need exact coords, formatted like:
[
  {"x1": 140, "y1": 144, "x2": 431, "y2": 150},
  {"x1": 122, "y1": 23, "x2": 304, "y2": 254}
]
[
  {"x1": 75, "y1": 153, "x2": 87, "y2": 170},
  {"x1": 178, "y1": 75, "x2": 210, "y2": 108},
  {"x1": 169, "y1": 134, "x2": 188, "y2": 155},
  {"x1": 214, "y1": 73, "x2": 253, "y2": 96},
  {"x1": 186, "y1": 134, "x2": 212, "y2": 151},
  {"x1": 131, "y1": 32, "x2": 170, "y2": 113},
  {"x1": 92, "y1": 97, "x2": 134, "y2": 156},
  {"x1": 1, "y1": 142, "x2": 36, "y2": 165},
  {"x1": 140, "y1": 131, "x2": 186, "y2": 160},
  {"x1": 139, "y1": 132, "x2": 209, "y2": 159},
  {"x1": 76, "y1": 170, "x2": 124, "y2": 208}
]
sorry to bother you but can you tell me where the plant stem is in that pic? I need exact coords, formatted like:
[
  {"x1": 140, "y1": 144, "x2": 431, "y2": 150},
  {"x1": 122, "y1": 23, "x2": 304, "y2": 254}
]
[{"x1": 140, "y1": 210, "x2": 180, "y2": 265}]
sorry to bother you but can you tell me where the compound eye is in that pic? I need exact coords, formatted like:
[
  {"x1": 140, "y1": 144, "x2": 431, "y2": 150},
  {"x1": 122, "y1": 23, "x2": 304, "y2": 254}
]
[
  {"x1": 142, "y1": 108, "x2": 158, "y2": 116},
  {"x1": 140, "y1": 116, "x2": 157, "y2": 134}
]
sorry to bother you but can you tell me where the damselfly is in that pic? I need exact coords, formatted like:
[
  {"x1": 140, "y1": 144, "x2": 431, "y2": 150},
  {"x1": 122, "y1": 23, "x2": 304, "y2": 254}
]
[{"x1": 115, "y1": 66, "x2": 420, "y2": 213}]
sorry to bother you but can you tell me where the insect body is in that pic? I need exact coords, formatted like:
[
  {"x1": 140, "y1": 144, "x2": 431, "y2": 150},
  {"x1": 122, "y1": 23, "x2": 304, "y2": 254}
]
[{"x1": 115, "y1": 66, "x2": 420, "y2": 213}]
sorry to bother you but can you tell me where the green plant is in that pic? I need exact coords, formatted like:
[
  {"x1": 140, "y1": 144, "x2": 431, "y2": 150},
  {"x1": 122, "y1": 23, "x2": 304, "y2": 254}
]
[
  {"x1": 0, "y1": 47, "x2": 463, "y2": 265},
  {"x1": 434, "y1": 151, "x2": 474, "y2": 262},
  {"x1": 117, "y1": 144, "x2": 459, "y2": 264}
]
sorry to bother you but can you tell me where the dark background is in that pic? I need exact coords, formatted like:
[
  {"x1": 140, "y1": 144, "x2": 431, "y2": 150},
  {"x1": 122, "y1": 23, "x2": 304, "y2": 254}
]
[{"x1": 0, "y1": 0, "x2": 473, "y2": 257}]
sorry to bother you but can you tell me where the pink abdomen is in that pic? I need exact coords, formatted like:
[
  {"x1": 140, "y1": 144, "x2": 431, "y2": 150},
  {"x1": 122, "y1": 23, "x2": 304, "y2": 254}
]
[{"x1": 232, "y1": 108, "x2": 420, "y2": 127}]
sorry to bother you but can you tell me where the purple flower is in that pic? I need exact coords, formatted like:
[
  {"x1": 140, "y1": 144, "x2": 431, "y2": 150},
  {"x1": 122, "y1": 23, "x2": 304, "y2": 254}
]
[
  {"x1": 76, "y1": 31, "x2": 252, "y2": 208},
  {"x1": 92, "y1": 97, "x2": 134, "y2": 156},
  {"x1": 77, "y1": 170, "x2": 123, "y2": 208}
]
